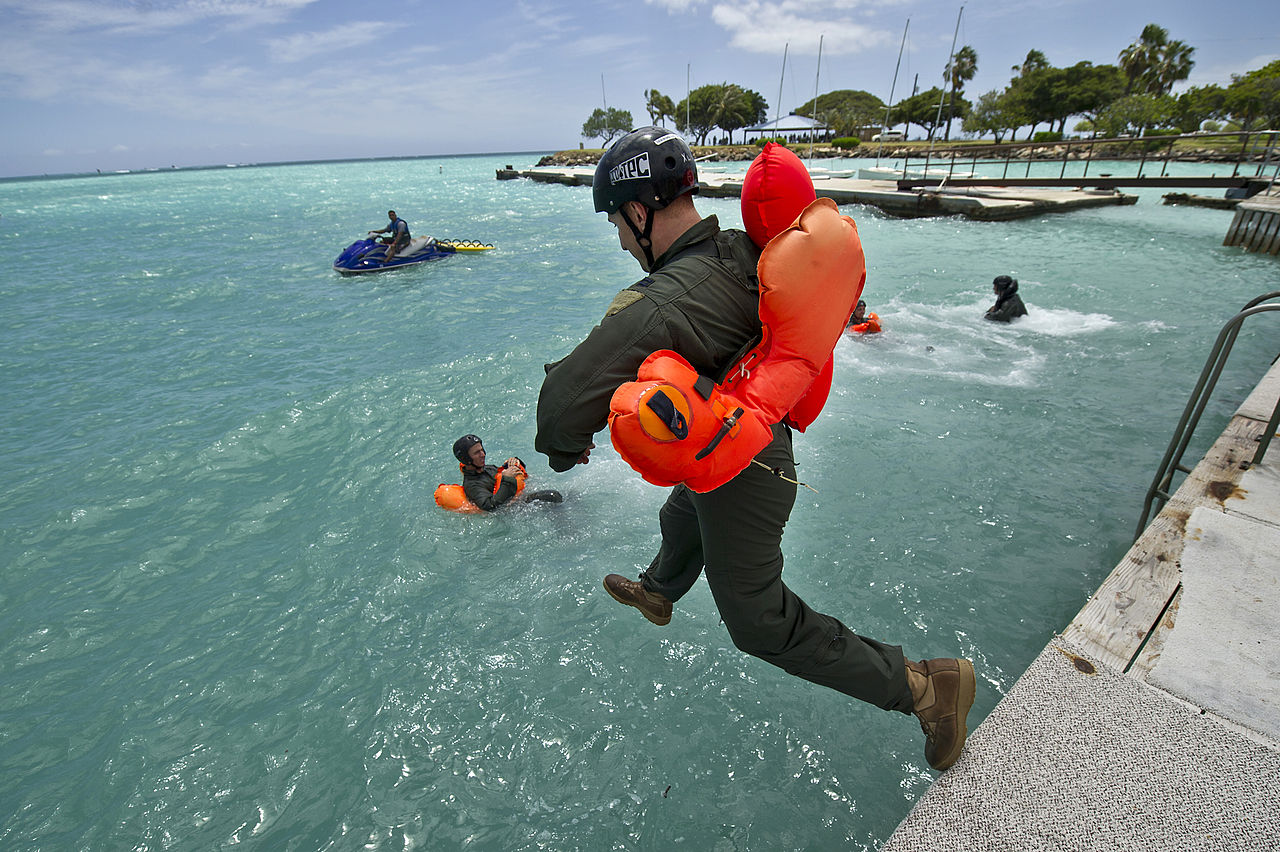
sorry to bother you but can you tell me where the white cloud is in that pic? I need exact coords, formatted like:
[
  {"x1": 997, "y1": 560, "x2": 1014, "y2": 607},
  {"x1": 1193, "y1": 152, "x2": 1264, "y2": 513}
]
[
  {"x1": 267, "y1": 21, "x2": 386, "y2": 63},
  {"x1": 645, "y1": 0, "x2": 705, "y2": 10},
  {"x1": 0, "y1": 0, "x2": 320, "y2": 35},
  {"x1": 709, "y1": 1, "x2": 893, "y2": 56}
]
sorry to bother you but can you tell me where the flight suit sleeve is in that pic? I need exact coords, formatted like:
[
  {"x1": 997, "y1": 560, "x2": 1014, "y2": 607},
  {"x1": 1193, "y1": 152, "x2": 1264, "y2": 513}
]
[
  {"x1": 535, "y1": 291, "x2": 671, "y2": 472},
  {"x1": 463, "y1": 467, "x2": 519, "y2": 511}
]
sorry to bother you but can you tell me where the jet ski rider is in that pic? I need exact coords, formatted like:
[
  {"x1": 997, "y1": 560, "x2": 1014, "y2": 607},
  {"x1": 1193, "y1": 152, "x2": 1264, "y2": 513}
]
[{"x1": 370, "y1": 210, "x2": 410, "y2": 261}]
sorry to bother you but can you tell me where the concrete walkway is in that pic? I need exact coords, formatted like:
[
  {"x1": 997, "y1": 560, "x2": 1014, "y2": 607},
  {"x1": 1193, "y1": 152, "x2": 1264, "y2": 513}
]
[
  {"x1": 496, "y1": 166, "x2": 1137, "y2": 221},
  {"x1": 882, "y1": 360, "x2": 1280, "y2": 850}
]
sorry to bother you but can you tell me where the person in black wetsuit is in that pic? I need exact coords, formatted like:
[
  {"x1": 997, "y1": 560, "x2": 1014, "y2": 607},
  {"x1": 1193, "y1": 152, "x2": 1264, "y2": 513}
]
[
  {"x1": 984, "y1": 275, "x2": 1028, "y2": 323},
  {"x1": 453, "y1": 434, "x2": 561, "y2": 511}
]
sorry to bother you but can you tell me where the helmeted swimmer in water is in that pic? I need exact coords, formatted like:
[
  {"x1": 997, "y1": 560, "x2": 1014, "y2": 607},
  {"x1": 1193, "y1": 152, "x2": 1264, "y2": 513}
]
[
  {"x1": 451, "y1": 434, "x2": 561, "y2": 512},
  {"x1": 984, "y1": 275, "x2": 1028, "y2": 323},
  {"x1": 846, "y1": 299, "x2": 882, "y2": 334}
]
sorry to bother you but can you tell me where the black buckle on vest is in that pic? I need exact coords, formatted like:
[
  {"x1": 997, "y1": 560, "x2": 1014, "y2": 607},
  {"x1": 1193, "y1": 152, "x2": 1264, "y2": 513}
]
[{"x1": 645, "y1": 390, "x2": 689, "y2": 440}]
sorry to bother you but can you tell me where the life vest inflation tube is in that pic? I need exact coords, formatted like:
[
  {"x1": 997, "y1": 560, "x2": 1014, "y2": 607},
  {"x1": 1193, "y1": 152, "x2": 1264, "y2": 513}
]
[
  {"x1": 608, "y1": 146, "x2": 866, "y2": 493},
  {"x1": 434, "y1": 462, "x2": 527, "y2": 513}
]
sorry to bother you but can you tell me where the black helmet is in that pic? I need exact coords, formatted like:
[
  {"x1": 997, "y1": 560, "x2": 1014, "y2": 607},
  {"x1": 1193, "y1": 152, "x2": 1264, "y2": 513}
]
[
  {"x1": 992, "y1": 275, "x2": 1016, "y2": 293},
  {"x1": 593, "y1": 126, "x2": 698, "y2": 215},
  {"x1": 453, "y1": 434, "x2": 481, "y2": 463}
]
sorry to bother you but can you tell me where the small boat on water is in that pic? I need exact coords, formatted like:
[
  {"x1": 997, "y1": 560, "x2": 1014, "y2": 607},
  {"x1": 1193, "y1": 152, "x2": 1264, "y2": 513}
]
[
  {"x1": 807, "y1": 166, "x2": 855, "y2": 180},
  {"x1": 332, "y1": 236, "x2": 493, "y2": 274},
  {"x1": 857, "y1": 165, "x2": 976, "y2": 182}
]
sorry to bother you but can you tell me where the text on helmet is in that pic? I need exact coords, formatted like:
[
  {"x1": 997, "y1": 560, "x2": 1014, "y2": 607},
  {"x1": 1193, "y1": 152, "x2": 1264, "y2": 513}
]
[{"x1": 610, "y1": 152, "x2": 650, "y2": 185}]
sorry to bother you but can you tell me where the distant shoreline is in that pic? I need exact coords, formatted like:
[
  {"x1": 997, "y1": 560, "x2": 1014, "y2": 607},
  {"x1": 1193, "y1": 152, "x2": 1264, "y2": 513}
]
[
  {"x1": 0, "y1": 150, "x2": 557, "y2": 184},
  {"x1": 538, "y1": 140, "x2": 1261, "y2": 167}
]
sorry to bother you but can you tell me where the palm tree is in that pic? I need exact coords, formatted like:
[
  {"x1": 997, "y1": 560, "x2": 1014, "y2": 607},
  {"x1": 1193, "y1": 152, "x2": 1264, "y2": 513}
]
[
  {"x1": 1012, "y1": 49, "x2": 1049, "y2": 79},
  {"x1": 644, "y1": 89, "x2": 676, "y2": 126},
  {"x1": 1119, "y1": 24, "x2": 1164, "y2": 94},
  {"x1": 943, "y1": 45, "x2": 978, "y2": 140},
  {"x1": 1148, "y1": 39, "x2": 1195, "y2": 95},
  {"x1": 1119, "y1": 23, "x2": 1195, "y2": 96}
]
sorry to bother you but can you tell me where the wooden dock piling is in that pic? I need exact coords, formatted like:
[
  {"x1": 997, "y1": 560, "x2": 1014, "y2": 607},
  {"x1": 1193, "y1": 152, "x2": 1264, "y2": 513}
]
[{"x1": 1224, "y1": 195, "x2": 1280, "y2": 255}]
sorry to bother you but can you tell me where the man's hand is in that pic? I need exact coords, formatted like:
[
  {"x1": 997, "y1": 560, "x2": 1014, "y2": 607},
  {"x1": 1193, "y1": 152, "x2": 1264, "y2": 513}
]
[{"x1": 576, "y1": 443, "x2": 595, "y2": 465}]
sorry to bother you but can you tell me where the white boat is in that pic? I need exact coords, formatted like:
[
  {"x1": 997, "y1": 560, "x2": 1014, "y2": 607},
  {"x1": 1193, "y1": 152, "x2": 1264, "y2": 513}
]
[
  {"x1": 807, "y1": 166, "x2": 855, "y2": 180},
  {"x1": 857, "y1": 165, "x2": 975, "y2": 181}
]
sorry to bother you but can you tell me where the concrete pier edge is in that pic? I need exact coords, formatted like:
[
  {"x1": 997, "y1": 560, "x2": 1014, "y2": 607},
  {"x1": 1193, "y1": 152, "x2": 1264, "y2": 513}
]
[
  {"x1": 881, "y1": 357, "x2": 1280, "y2": 851},
  {"x1": 496, "y1": 166, "x2": 1136, "y2": 221}
]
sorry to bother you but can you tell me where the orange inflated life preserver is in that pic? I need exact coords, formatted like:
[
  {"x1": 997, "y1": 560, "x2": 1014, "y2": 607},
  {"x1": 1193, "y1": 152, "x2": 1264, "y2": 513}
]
[
  {"x1": 434, "y1": 461, "x2": 527, "y2": 514},
  {"x1": 608, "y1": 351, "x2": 774, "y2": 491},
  {"x1": 608, "y1": 195, "x2": 866, "y2": 493},
  {"x1": 848, "y1": 312, "x2": 881, "y2": 334},
  {"x1": 740, "y1": 142, "x2": 839, "y2": 435}
]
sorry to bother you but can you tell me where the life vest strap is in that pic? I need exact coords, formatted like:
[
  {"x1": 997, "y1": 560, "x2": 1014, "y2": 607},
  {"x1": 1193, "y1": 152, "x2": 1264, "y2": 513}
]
[{"x1": 694, "y1": 405, "x2": 744, "y2": 461}]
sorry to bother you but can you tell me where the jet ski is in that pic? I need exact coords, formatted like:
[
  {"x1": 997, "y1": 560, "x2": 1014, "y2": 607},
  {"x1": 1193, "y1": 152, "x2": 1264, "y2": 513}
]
[{"x1": 333, "y1": 236, "x2": 458, "y2": 274}]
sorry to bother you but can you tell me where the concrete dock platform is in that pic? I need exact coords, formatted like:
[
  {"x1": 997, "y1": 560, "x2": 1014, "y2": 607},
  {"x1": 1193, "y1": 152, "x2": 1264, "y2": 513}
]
[
  {"x1": 496, "y1": 166, "x2": 1138, "y2": 221},
  {"x1": 882, "y1": 359, "x2": 1280, "y2": 851}
]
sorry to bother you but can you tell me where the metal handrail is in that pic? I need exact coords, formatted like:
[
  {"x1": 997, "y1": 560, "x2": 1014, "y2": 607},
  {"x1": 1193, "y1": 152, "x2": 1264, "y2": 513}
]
[
  {"x1": 896, "y1": 129, "x2": 1280, "y2": 190},
  {"x1": 1134, "y1": 293, "x2": 1280, "y2": 540}
]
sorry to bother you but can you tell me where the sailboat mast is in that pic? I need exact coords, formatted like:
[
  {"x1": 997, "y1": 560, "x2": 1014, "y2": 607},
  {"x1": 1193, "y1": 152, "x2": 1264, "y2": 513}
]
[
  {"x1": 809, "y1": 34, "x2": 823, "y2": 161},
  {"x1": 774, "y1": 42, "x2": 788, "y2": 128},
  {"x1": 932, "y1": 7, "x2": 963, "y2": 146},
  {"x1": 882, "y1": 19, "x2": 908, "y2": 138},
  {"x1": 686, "y1": 64, "x2": 691, "y2": 133}
]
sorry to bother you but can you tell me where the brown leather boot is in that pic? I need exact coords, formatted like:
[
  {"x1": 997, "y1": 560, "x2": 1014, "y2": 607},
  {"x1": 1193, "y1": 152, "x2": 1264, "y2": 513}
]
[
  {"x1": 905, "y1": 657, "x2": 976, "y2": 771},
  {"x1": 603, "y1": 574, "x2": 672, "y2": 626}
]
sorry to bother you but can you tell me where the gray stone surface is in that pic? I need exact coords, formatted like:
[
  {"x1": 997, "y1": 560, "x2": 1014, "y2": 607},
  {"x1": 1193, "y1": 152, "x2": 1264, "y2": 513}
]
[{"x1": 882, "y1": 640, "x2": 1280, "y2": 852}]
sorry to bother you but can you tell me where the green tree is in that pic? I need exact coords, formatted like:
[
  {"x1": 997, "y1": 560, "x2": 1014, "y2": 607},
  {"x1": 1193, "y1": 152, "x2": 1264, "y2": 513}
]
[
  {"x1": 1095, "y1": 93, "x2": 1176, "y2": 137},
  {"x1": 644, "y1": 89, "x2": 676, "y2": 126},
  {"x1": 895, "y1": 87, "x2": 969, "y2": 141},
  {"x1": 962, "y1": 89, "x2": 1018, "y2": 142},
  {"x1": 1013, "y1": 49, "x2": 1049, "y2": 78},
  {"x1": 1119, "y1": 23, "x2": 1195, "y2": 95},
  {"x1": 1053, "y1": 62, "x2": 1126, "y2": 134},
  {"x1": 943, "y1": 45, "x2": 978, "y2": 140},
  {"x1": 796, "y1": 89, "x2": 885, "y2": 137},
  {"x1": 1003, "y1": 68, "x2": 1055, "y2": 139},
  {"x1": 581, "y1": 107, "x2": 634, "y2": 145},
  {"x1": 1224, "y1": 60, "x2": 1280, "y2": 131},
  {"x1": 1173, "y1": 84, "x2": 1227, "y2": 133},
  {"x1": 675, "y1": 83, "x2": 767, "y2": 144},
  {"x1": 716, "y1": 84, "x2": 768, "y2": 144},
  {"x1": 675, "y1": 85, "x2": 718, "y2": 144}
]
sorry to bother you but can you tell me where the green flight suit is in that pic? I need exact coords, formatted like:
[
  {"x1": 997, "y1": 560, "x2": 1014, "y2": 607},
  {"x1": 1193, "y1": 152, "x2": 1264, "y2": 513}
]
[{"x1": 536, "y1": 215, "x2": 912, "y2": 712}]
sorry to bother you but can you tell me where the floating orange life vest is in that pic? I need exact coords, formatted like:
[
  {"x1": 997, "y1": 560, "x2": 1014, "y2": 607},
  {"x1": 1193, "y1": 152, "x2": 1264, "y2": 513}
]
[
  {"x1": 848, "y1": 312, "x2": 881, "y2": 334},
  {"x1": 434, "y1": 461, "x2": 527, "y2": 513},
  {"x1": 607, "y1": 144, "x2": 866, "y2": 492}
]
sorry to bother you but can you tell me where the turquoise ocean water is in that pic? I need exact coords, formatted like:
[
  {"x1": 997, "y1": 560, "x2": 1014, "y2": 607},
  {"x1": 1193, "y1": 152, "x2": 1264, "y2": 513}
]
[{"x1": 2, "y1": 153, "x2": 1276, "y2": 850}]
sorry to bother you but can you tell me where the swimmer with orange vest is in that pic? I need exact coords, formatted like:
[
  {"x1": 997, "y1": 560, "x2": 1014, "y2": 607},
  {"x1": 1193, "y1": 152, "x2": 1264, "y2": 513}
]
[
  {"x1": 534, "y1": 128, "x2": 976, "y2": 773},
  {"x1": 846, "y1": 299, "x2": 882, "y2": 334},
  {"x1": 434, "y1": 434, "x2": 561, "y2": 513}
]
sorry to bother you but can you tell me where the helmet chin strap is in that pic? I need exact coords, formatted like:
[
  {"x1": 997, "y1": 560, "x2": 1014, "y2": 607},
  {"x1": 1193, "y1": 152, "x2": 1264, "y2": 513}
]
[{"x1": 623, "y1": 203, "x2": 658, "y2": 270}]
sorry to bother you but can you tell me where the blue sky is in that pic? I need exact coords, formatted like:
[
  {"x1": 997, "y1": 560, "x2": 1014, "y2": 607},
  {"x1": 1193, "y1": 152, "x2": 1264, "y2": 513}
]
[{"x1": 1, "y1": 0, "x2": 1275, "y2": 177}]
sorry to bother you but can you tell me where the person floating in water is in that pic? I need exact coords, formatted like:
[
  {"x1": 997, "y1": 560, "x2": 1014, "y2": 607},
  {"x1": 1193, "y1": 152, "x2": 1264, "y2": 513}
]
[
  {"x1": 984, "y1": 275, "x2": 1028, "y2": 323},
  {"x1": 846, "y1": 299, "x2": 881, "y2": 334},
  {"x1": 369, "y1": 210, "x2": 411, "y2": 261},
  {"x1": 452, "y1": 434, "x2": 561, "y2": 511},
  {"x1": 535, "y1": 126, "x2": 975, "y2": 772}
]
